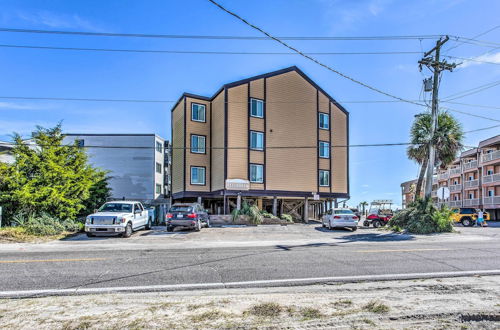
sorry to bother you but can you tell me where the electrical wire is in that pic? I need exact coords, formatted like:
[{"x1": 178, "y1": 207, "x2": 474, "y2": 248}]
[
  {"x1": 445, "y1": 55, "x2": 500, "y2": 66},
  {"x1": 0, "y1": 27, "x2": 445, "y2": 41},
  {"x1": 0, "y1": 44, "x2": 423, "y2": 56},
  {"x1": 445, "y1": 24, "x2": 500, "y2": 54},
  {"x1": 206, "y1": 0, "x2": 426, "y2": 108},
  {"x1": 442, "y1": 80, "x2": 500, "y2": 101}
]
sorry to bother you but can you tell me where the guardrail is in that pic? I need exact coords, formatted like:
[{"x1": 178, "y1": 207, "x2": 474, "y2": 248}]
[
  {"x1": 482, "y1": 150, "x2": 500, "y2": 163},
  {"x1": 463, "y1": 160, "x2": 478, "y2": 170},
  {"x1": 464, "y1": 180, "x2": 479, "y2": 189}
]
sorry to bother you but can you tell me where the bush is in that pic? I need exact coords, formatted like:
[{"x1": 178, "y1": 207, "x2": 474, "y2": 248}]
[
  {"x1": 231, "y1": 202, "x2": 263, "y2": 225},
  {"x1": 281, "y1": 214, "x2": 293, "y2": 222},
  {"x1": 260, "y1": 210, "x2": 278, "y2": 219},
  {"x1": 388, "y1": 198, "x2": 454, "y2": 234},
  {"x1": 9, "y1": 212, "x2": 82, "y2": 236}
]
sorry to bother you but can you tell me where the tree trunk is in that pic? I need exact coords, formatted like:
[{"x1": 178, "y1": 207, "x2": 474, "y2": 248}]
[{"x1": 415, "y1": 157, "x2": 428, "y2": 200}]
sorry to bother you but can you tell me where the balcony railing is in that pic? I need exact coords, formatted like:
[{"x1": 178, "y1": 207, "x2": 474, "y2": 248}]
[
  {"x1": 483, "y1": 196, "x2": 500, "y2": 205},
  {"x1": 449, "y1": 184, "x2": 462, "y2": 192},
  {"x1": 431, "y1": 191, "x2": 437, "y2": 198},
  {"x1": 482, "y1": 150, "x2": 500, "y2": 163},
  {"x1": 483, "y1": 173, "x2": 500, "y2": 184},
  {"x1": 463, "y1": 198, "x2": 480, "y2": 206},
  {"x1": 449, "y1": 200, "x2": 462, "y2": 207},
  {"x1": 438, "y1": 172, "x2": 449, "y2": 180},
  {"x1": 449, "y1": 167, "x2": 461, "y2": 176},
  {"x1": 464, "y1": 180, "x2": 479, "y2": 189},
  {"x1": 463, "y1": 160, "x2": 478, "y2": 170}
]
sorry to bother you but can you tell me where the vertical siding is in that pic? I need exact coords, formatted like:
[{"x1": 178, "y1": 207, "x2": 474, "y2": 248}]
[
  {"x1": 171, "y1": 100, "x2": 185, "y2": 194},
  {"x1": 227, "y1": 84, "x2": 248, "y2": 180},
  {"x1": 211, "y1": 91, "x2": 225, "y2": 191},
  {"x1": 266, "y1": 71, "x2": 317, "y2": 192},
  {"x1": 331, "y1": 103, "x2": 348, "y2": 193},
  {"x1": 184, "y1": 97, "x2": 211, "y2": 192}
]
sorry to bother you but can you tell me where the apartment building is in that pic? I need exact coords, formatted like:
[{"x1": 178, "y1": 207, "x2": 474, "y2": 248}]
[
  {"x1": 63, "y1": 134, "x2": 171, "y2": 222},
  {"x1": 400, "y1": 179, "x2": 418, "y2": 208},
  {"x1": 171, "y1": 66, "x2": 349, "y2": 219}
]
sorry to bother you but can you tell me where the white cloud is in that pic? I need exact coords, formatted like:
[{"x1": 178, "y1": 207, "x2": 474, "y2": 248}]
[
  {"x1": 361, "y1": 184, "x2": 370, "y2": 188},
  {"x1": 14, "y1": 10, "x2": 104, "y2": 31},
  {"x1": 458, "y1": 52, "x2": 500, "y2": 69}
]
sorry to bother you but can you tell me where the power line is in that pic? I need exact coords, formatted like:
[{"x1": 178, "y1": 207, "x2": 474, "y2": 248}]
[
  {"x1": 0, "y1": 43, "x2": 423, "y2": 56},
  {"x1": 443, "y1": 79, "x2": 500, "y2": 101},
  {"x1": 445, "y1": 55, "x2": 500, "y2": 66},
  {"x1": 464, "y1": 123, "x2": 500, "y2": 133},
  {"x1": 442, "y1": 101, "x2": 500, "y2": 110},
  {"x1": 206, "y1": 0, "x2": 425, "y2": 108},
  {"x1": 441, "y1": 106, "x2": 500, "y2": 122},
  {"x1": 0, "y1": 27, "x2": 445, "y2": 41},
  {"x1": 445, "y1": 24, "x2": 500, "y2": 54}
]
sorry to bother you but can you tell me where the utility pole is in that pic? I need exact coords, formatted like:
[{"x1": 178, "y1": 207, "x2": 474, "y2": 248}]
[{"x1": 419, "y1": 36, "x2": 457, "y2": 198}]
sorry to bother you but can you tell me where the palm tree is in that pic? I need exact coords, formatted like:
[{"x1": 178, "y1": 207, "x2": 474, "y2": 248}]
[
  {"x1": 407, "y1": 111, "x2": 464, "y2": 197},
  {"x1": 359, "y1": 201, "x2": 368, "y2": 216}
]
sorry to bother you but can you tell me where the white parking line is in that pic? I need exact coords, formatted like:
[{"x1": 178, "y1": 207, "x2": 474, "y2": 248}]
[{"x1": 1, "y1": 269, "x2": 500, "y2": 298}]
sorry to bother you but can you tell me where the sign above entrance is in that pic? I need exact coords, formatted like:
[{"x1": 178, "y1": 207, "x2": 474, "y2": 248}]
[{"x1": 225, "y1": 179, "x2": 250, "y2": 191}]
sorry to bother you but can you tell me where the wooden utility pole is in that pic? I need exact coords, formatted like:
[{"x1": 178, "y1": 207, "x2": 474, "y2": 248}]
[{"x1": 419, "y1": 36, "x2": 457, "y2": 198}]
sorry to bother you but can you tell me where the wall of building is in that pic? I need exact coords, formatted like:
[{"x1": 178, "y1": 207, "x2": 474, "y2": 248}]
[
  {"x1": 171, "y1": 99, "x2": 185, "y2": 194},
  {"x1": 211, "y1": 91, "x2": 225, "y2": 191}
]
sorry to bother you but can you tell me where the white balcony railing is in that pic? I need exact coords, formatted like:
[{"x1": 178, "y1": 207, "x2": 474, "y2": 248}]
[
  {"x1": 438, "y1": 172, "x2": 449, "y2": 180},
  {"x1": 450, "y1": 200, "x2": 462, "y2": 207},
  {"x1": 463, "y1": 198, "x2": 480, "y2": 207},
  {"x1": 483, "y1": 196, "x2": 500, "y2": 205},
  {"x1": 450, "y1": 184, "x2": 462, "y2": 192},
  {"x1": 463, "y1": 160, "x2": 478, "y2": 170},
  {"x1": 482, "y1": 150, "x2": 500, "y2": 163},
  {"x1": 483, "y1": 173, "x2": 500, "y2": 184},
  {"x1": 450, "y1": 167, "x2": 461, "y2": 176},
  {"x1": 464, "y1": 180, "x2": 479, "y2": 189}
]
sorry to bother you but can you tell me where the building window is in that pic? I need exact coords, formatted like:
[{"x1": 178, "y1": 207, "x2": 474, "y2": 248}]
[
  {"x1": 191, "y1": 167, "x2": 206, "y2": 185},
  {"x1": 156, "y1": 141, "x2": 163, "y2": 153},
  {"x1": 191, "y1": 135, "x2": 206, "y2": 154},
  {"x1": 488, "y1": 190, "x2": 494, "y2": 197},
  {"x1": 468, "y1": 193, "x2": 473, "y2": 199},
  {"x1": 319, "y1": 113, "x2": 329, "y2": 130},
  {"x1": 319, "y1": 170, "x2": 330, "y2": 187},
  {"x1": 75, "y1": 139, "x2": 84, "y2": 148},
  {"x1": 250, "y1": 131, "x2": 264, "y2": 150},
  {"x1": 250, "y1": 98, "x2": 264, "y2": 118},
  {"x1": 191, "y1": 103, "x2": 206, "y2": 122},
  {"x1": 487, "y1": 169, "x2": 493, "y2": 175},
  {"x1": 319, "y1": 141, "x2": 330, "y2": 158},
  {"x1": 156, "y1": 162, "x2": 162, "y2": 174},
  {"x1": 250, "y1": 164, "x2": 264, "y2": 183},
  {"x1": 156, "y1": 184, "x2": 162, "y2": 194}
]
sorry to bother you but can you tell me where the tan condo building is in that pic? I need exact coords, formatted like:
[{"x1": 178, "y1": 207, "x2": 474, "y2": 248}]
[{"x1": 170, "y1": 66, "x2": 349, "y2": 220}]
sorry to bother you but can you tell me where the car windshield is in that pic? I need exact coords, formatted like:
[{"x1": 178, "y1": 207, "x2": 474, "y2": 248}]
[
  {"x1": 170, "y1": 206, "x2": 193, "y2": 212},
  {"x1": 98, "y1": 203, "x2": 133, "y2": 213},
  {"x1": 335, "y1": 210, "x2": 354, "y2": 215}
]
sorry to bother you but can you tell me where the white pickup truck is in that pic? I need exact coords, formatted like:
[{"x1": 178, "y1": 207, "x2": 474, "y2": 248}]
[{"x1": 85, "y1": 201, "x2": 151, "y2": 238}]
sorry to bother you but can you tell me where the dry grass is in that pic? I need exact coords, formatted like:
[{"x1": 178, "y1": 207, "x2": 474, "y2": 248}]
[
  {"x1": 245, "y1": 302, "x2": 284, "y2": 318},
  {"x1": 0, "y1": 227, "x2": 72, "y2": 243},
  {"x1": 364, "y1": 300, "x2": 390, "y2": 314}
]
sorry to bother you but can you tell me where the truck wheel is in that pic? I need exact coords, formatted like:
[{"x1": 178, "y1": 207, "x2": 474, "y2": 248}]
[
  {"x1": 363, "y1": 220, "x2": 370, "y2": 227},
  {"x1": 373, "y1": 220, "x2": 382, "y2": 228},
  {"x1": 461, "y1": 217, "x2": 473, "y2": 227},
  {"x1": 166, "y1": 226, "x2": 174, "y2": 232},
  {"x1": 145, "y1": 217, "x2": 152, "y2": 230},
  {"x1": 351, "y1": 226, "x2": 358, "y2": 232},
  {"x1": 122, "y1": 222, "x2": 133, "y2": 238},
  {"x1": 86, "y1": 232, "x2": 94, "y2": 238}
]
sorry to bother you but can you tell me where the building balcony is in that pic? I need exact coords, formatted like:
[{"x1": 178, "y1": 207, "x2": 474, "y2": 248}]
[
  {"x1": 438, "y1": 172, "x2": 449, "y2": 180},
  {"x1": 463, "y1": 160, "x2": 478, "y2": 170},
  {"x1": 449, "y1": 200, "x2": 462, "y2": 207},
  {"x1": 481, "y1": 150, "x2": 500, "y2": 164},
  {"x1": 463, "y1": 198, "x2": 480, "y2": 207},
  {"x1": 483, "y1": 196, "x2": 500, "y2": 206},
  {"x1": 449, "y1": 184, "x2": 462, "y2": 192},
  {"x1": 431, "y1": 190, "x2": 437, "y2": 198},
  {"x1": 449, "y1": 167, "x2": 461, "y2": 176},
  {"x1": 483, "y1": 173, "x2": 500, "y2": 185},
  {"x1": 464, "y1": 180, "x2": 479, "y2": 189}
]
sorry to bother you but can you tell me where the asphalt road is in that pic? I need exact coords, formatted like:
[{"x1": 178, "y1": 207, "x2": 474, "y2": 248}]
[{"x1": 1, "y1": 225, "x2": 500, "y2": 297}]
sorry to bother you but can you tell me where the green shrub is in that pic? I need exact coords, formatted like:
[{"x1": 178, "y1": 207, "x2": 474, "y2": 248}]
[
  {"x1": 231, "y1": 201, "x2": 263, "y2": 225},
  {"x1": 281, "y1": 213, "x2": 293, "y2": 222},
  {"x1": 388, "y1": 198, "x2": 454, "y2": 234},
  {"x1": 9, "y1": 212, "x2": 82, "y2": 236},
  {"x1": 260, "y1": 210, "x2": 278, "y2": 219}
]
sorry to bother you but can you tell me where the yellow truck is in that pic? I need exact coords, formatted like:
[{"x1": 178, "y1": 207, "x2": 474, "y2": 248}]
[{"x1": 450, "y1": 207, "x2": 490, "y2": 227}]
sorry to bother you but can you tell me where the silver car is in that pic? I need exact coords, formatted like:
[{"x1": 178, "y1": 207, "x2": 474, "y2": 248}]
[{"x1": 322, "y1": 208, "x2": 359, "y2": 231}]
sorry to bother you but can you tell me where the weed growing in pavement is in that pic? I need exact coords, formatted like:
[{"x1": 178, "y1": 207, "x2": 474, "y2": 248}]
[
  {"x1": 332, "y1": 299, "x2": 353, "y2": 307},
  {"x1": 360, "y1": 318, "x2": 376, "y2": 326},
  {"x1": 364, "y1": 300, "x2": 390, "y2": 314},
  {"x1": 190, "y1": 310, "x2": 226, "y2": 322},
  {"x1": 245, "y1": 302, "x2": 283, "y2": 318},
  {"x1": 299, "y1": 307, "x2": 324, "y2": 320}
]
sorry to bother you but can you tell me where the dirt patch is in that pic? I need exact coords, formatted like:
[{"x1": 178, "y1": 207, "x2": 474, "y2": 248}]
[{"x1": 1, "y1": 276, "x2": 499, "y2": 329}]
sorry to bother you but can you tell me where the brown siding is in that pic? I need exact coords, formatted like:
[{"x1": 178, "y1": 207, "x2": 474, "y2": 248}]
[
  {"x1": 250, "y1": 79, "x2": 264, "y2": 100},
  {"x1": 319, "y1": 158, "x2": 330, "y2": 170},
  {"x1": 331, "y1": 102, "x2": 348, "y2": 193},
  {"x1": 227, "y1": 84, "x2": 248, "y2": 180},
  {"x1": 266, "y1": 71, "x2": 317, "y2": 192},
  {"x1": 211, "y1": 91, "x2": 225, "y2": 191},
  {"x1": 172, "y1": 99, "x2": 185, "y2": 194},
  {"x1": 250, "y1": 117, "x2": 264, "y2": 132},
  {"x1": 250, "y1": 150, "x2": 264, "y2": 164}
]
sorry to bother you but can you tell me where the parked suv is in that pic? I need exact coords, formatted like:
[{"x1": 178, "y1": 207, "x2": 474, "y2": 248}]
[
  {"x1": 85, "y1": 201, "x2": 151, "y2": 238},
  {"x1": 450, "y1": 208, "x2": 490, "y2": 227},
  {"x1": 166, "y1": 203, "x2": 210, "y2": 232}
]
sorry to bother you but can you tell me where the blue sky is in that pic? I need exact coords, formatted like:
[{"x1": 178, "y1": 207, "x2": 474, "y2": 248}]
[{"x1": 0, "y1": 0, "x2": 499, "y2": 207}]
